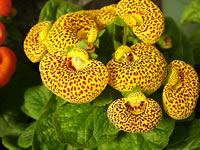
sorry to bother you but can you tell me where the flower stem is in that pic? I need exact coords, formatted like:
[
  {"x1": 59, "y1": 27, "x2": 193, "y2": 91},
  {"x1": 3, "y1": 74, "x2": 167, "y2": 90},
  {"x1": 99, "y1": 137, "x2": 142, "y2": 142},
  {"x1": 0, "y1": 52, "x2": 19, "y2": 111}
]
[{"x1": 122, "y1": 25, "x2": 128, "y2": 45}]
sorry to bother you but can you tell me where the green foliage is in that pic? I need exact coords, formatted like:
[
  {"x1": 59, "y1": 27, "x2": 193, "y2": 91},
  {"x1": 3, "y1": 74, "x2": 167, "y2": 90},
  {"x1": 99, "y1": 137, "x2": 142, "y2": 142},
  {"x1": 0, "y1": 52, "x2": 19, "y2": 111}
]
[
  {"x1": 76, "y1": 40, "x2": 88, "y2": 49},
  {"x1": 39, "y1": 0, "x2": 82, "y2": 22},
  {"x1": 158, "y1": 17, "x2": 184, "y2": 63},
  {"x1": 0, "y1": 61, "x2": 41, "y2": 138},
  {"x1": 181, "y1": 0, "x2": 200, "y2": 24},
  {"x1": 17, "y1": 122, "x2": 36, "y2": 148},
  {"x1": 166, "y1": 119, "x2": 200, "y2": 150},
  {"x1": 91, "y1": 85, "x2": 122, "y2": 107},
  {"x1": 190, "y1": 27, "x2": 200, "y2": 65},
  {"x1": 113, "y1": 17, "x2": 127, "y2": 27},
  {"x1": 53, "y1": 103, "x2": 119, "y2": 148},
  {"x1": 2, "y1": 136, "x2": 29, "y2": 150},
  {"x1": 21, "y1": 85, "x2": 53, "y2": 120},
  {"x1": 32, "y1": 95, "x2": 68, "y2": 150},
  {"x1": 0, "y1": 110, "x2": 27, "y2": 137},
  {"x1": 99, "y1": 113, "x2": 175, "y2": 150},
  {"x1": 88, "y1": 52, "x2": 99, "y2": 59}
]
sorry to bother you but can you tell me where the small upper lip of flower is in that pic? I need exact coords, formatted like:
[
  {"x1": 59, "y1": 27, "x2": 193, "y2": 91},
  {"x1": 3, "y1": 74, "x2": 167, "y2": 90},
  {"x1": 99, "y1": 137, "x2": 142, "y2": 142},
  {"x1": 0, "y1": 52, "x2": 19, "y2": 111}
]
[
  {"x1": 163, "y1": 60, "x2": 199, "y2": 120},
  {"x1": 77, "y1": 4, "x2": 117, "y2": 30}
]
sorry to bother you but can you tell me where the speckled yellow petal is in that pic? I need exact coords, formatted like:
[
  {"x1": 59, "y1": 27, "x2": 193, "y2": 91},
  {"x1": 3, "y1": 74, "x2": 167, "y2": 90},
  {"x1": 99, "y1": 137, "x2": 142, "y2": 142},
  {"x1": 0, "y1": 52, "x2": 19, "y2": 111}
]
[
  {"x1": 107, "y1": 92, "x2": 162, "y2": 133},
  {"x1": 39, "y1": 48, "x2": 109, "y2": 103},
  {"x1": 47, "y1": 13, "x2": 98, "y2": 53},
  {"x1": 106, "y1": 43, "x2": 167, "y2": 92},
  {"x1": 77, "y1": 4, "x2": 117, "y2": 30},
  {"x1": 163, "y1": 60, "x2": 199, "y2": 120},
  {"x1": 24, "y1": 21, "x2": 51, "y2": 63},
  {"x1": 117, "y1": 0, "x2": 164, "y2": 44}
]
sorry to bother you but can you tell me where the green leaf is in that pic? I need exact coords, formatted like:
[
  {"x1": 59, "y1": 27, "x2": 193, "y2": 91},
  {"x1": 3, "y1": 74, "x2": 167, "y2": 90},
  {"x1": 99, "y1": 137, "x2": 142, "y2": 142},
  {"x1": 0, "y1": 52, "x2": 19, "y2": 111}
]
[
  {"x1": 166, "y1": 123, "x2": 187, "y2": 148},
  {"x1": 17, "y1": 122, "x2": 36, "y2": 148},
  {"x1": 113, "y1": 40, "x2": 121, "y2": 50},
  {"x1": 99, "y1": 113, "x2": 175, "y2": 150},
  {"x1": 76, "y1": 40, "x2": 88, "y2": 49},
  {"x1": 181, "y1": 0, "x2": 200, "y2": 24},
  {"x1": 56, "y1": 96, "x2": 67, "y2": 108},
  {"x1": 67, "y1": 47, "x2": 74, "y2": 52},
  {"x1": 39, "y1": 0, "x2": 82, "y2": 22},
  {"x1": 114, "y1": 17, "x2": 126, "y2": 27},
  {"x1": 98, "y1": 29, "x2": 106, "y2": 38},
  {"x1": 92, "y1": 85, "x2": 122, "y2": 107},
  {"x1": 0, "y1": 110, "x2": 27, "y2": 137},
  {"x1": 2, "y1": 136, "x2": 28, "y2": 150},
  {"x1": 166, "y1": 119, "x2": 200, "y2": 150},
  {"x1": 190, "y1": 27, "x2": 200, "y2": 65},
  {"x1": 121, "y1": 86, "x2": 142, "y2": 98},
  {"x1": 95, "y1": 23, "x2": 122, "y2": 64},
  {"x1": 180, "y1": 29, "x2": 194, "y2": 66},
  {"x1": 157, "y1": 17, "x2": 184, "y2": 63},
  {"x1": 0, "y1": 60, "x2": 40, "y2": 137},
  {"x1": 21, "y1": 85, "x2": 53, "y2": 120},
  {"x1": 32, "y1": 95, "x2": 68, "y2": 150},
  {"x1": 94, "y1": 39, "x2": 100, "y2": 48},
  {"x1": 53, "y1": 103, "x2": 119, "y2": 148},
  {"x1": 88, "y1": 52, "x2": 99, "y2": 59}
]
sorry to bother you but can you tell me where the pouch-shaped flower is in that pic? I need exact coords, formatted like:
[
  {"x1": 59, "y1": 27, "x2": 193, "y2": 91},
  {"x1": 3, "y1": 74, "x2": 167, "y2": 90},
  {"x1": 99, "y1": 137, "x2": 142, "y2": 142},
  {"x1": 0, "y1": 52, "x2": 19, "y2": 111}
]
[
  {"x1": 47, "y1": 13, "x2": 98, "y2": 53},
  {"x1": 117, "y1": 0, "x2": 164, "y2": 44},
  {"x1": 78, "y1": 4, "x2": 117, "y2": 30},
  {"x1": 163, "y1": 60, "x2": 199, "y2": 120},
  {"x1": 107, "y1": 43, "x2": 167, "y2": 93},
  {"x1": 24, "y1": 21, "x2": 52, "y2": 63},
  {"x1": 107, "y1": 92, "x2": 162, "y2": 133},
  {"x1": 39, "y1": 48, "x2": 109, "y2": 103}
]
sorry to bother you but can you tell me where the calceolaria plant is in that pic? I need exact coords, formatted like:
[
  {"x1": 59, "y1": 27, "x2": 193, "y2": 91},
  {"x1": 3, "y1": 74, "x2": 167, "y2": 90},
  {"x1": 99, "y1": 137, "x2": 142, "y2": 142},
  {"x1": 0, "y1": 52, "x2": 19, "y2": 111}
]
[{"x1": 3, "y1": 0, "x2": 198, "y2": 149}]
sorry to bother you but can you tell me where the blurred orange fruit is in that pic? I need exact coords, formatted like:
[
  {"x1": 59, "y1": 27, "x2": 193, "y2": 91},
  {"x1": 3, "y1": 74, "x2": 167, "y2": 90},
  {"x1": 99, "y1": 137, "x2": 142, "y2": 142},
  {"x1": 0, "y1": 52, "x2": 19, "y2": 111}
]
[
  {"x1": 0, "y1": 46, "x2": 16, "y2": 87},
  {"x1": 0, "y1": 22, "x2": 6, "y2": 45},
  {"x1": 0, "y1": 0, "x2": 12, "y2": 17}
]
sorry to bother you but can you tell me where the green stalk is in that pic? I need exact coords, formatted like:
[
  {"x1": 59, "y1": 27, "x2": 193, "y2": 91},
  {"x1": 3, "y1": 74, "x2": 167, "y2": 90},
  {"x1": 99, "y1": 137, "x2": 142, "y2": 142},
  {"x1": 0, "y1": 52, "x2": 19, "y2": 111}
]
[{"x1": 122, "y1": 25, "x2": 128, "y2": 45}]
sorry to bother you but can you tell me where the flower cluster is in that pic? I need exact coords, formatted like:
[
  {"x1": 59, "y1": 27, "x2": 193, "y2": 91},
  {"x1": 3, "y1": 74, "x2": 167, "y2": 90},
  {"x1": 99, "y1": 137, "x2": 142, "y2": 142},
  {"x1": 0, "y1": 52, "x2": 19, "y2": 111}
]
[{"x1": 24, "y1": 0, "x2": 199, "y2": 133}]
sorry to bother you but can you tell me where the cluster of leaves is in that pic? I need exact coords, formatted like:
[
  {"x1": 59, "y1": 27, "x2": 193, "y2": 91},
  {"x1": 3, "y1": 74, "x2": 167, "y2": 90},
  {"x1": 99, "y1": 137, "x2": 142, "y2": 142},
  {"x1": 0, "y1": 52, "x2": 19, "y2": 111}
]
[{"x1": 1, "y1": 0, "x2": 200, "y2": 149}]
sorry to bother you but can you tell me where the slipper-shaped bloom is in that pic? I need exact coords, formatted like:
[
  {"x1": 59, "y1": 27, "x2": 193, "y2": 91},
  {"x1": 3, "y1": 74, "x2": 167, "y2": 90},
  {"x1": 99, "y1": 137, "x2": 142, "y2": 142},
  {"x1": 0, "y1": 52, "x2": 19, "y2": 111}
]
[
  {"x1": 78, "y1": 4, "x2": 117, "y2": 30},
  {"x1": 106, "y1": 43, "x2": 167, "y2": 93},
  {"x1": 107, "y1": 91, "x2": 162, "y2": 133},
  {"x1": 117, "y1": 0, "x2": 164, "y2": 44},
  {"x1": 163, "y1": 60, "x2": 199, "y2": 120},
  {"x1": 24, "y1": 21, "x2": 52, "y2": 63},
  {"x1": 39, "y1": 48, "x2": 109, "y2": 103},
  {"x1": 47, "y1": 13, "x2": 98, "y2": 53}
]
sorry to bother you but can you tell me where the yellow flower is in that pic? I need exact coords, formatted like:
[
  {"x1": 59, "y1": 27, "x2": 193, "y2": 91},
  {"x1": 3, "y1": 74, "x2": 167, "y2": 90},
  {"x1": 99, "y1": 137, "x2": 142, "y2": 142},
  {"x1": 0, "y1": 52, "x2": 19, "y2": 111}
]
[
  {"x1": 39, "y1": 48, "x2": 109, "y2": 103},
  {"x1": 117, "y1": 0, "x2": 164, "y2": 44},
  {"x1": 163, "y1": 60, "x2": 199, "y2": 120},
  {"x1": 77, "y1": 4, "x2": 117, "y2": 30},
  {"x1": 107, "y1": 91, "x2": 162, "y2": 133},
  {"x1": 106, "y1": 43, "x2": 167, "y2": 93},
  {"x1": 24, "y1": 21, "x2": 52, "y2": 63},
  {"x1": 47, "y1": 13, "x2": 98, "y2": 53}
]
